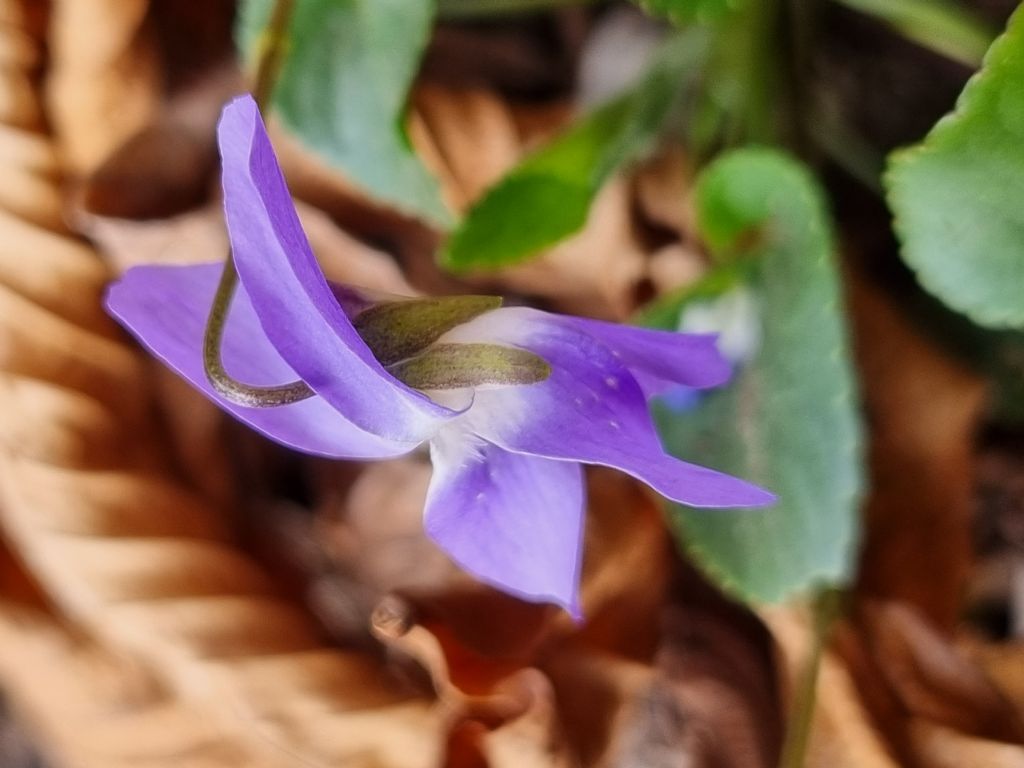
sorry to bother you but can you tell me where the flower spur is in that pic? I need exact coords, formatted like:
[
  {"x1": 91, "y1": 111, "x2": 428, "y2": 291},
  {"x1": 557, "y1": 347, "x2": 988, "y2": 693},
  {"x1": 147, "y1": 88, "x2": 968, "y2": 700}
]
[{"x1": 105, "y1": 95, "x2": 774, "y2": 617}]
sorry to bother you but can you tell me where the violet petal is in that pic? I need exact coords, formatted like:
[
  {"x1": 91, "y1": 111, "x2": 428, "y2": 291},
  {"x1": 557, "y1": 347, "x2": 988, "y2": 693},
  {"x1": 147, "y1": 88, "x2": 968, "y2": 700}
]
[
  {"x1": 105, "y1": 262, "x2": 418, "y2": 458},
  {"x1": 425, "y1": 428, "x2": 584, "y2": 616},
  {"x1": 218, "y1": 94, "x2": 456, "y2": 443},
  {"x1": 558, "y1": 316, "x2": 731, "y2": 396},
  {"x1": 444, "y1": 308, "x2": 775, "y2": 508}
]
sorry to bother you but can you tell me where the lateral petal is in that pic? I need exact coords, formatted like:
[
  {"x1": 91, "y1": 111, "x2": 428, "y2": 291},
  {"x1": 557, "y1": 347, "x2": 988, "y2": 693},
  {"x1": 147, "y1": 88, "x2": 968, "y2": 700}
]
[
  {"x1": 444, "y1": 308, "x2": 775, "y2": 508},
  {"x1": 557, "y1": 316, "x2": 731, "y2": 396}
]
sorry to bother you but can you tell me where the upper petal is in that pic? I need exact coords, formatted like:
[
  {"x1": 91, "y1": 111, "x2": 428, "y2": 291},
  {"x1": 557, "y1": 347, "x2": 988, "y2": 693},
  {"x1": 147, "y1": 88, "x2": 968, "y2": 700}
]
[
  {"x1": 425, "y1": 427, "x2": 585, "y2": 616},
  {"x1": 105, "y1": 262, "x2": 417, "y2": 459},
  {"x1": 444, "y1": 307, "x2": 774, "y2": 508},
  {"x1": 218, "y1": 94, "x2": 455, "y2": 443},
  {"x1": 557, "y1": 316, "x2": 731, "y2": 396}
]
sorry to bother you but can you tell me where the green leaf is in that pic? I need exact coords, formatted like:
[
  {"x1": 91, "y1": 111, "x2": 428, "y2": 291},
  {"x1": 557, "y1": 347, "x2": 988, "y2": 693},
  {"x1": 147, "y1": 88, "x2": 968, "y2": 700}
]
[
  {"x1": 440, "y1": 31, "x2": 708, "y2": 272},
  {"x1": 438, "y1": 0, "x2": 596, "y2": 18},
  {"x1": 634, "y1": 0, "x2": 738, "y2": 25},
  {"x1": 886, "y1": 6, "x2": 1024, "y2": 329},
  {"x1": 237, "y1": 0, "x2": 450, "y2": 226},
  {"x1": 651, "y1": 149, "x2": 863, "y2": 603},
  {"x1": 833, "y1": 0, "x2": 994, "y2": 68}
]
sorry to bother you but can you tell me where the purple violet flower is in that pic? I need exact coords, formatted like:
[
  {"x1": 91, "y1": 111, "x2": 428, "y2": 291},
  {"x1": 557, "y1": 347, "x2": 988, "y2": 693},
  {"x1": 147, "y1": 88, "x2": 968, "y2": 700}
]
[{"x1": 104, "y1": 95, "x2": 774, "y2": 617}]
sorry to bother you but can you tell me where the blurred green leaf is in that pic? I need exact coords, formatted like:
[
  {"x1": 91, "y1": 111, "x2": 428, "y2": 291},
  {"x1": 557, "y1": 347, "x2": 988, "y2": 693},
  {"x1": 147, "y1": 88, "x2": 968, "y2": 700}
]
[
  {"x1": 634, "y1": 0, "x2": 739, "y2": 24},
  {"x1": 440, "y1": 32, "x2": 707, "y2": 272},
  {"x1": 237, "y1": 0, "x2": 450, "y2": 225},
  {"x1": 886, "y1": 6, "x2": 1024, "y2": 328},
  {"x1": 651, "y1": 149, "x2": 863, "y2": 604},
  {"x1": 834, "y1": 0, "x2": 993, "y2": 68},
  {"x1": 438, "y1": 0, "x2": 596, "y2": 18}
]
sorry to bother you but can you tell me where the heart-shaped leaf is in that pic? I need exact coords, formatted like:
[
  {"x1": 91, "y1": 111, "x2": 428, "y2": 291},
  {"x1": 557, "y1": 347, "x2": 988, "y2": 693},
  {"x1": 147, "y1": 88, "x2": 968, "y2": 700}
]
[
  {"x1": 647, "y1": 149, "x2": 864, "y2": 603},
  {"x1": 886, "y1": 6, "x2": 1024, "y2": 328}
]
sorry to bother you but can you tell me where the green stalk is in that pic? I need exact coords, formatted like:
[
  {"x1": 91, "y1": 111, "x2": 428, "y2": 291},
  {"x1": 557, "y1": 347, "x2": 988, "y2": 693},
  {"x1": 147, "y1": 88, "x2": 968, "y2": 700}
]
[
  {"x1": 778, "y1": 588, "x2": 844, "y2": 768},
  {"x1": 832, "y1": 0, "x2": 995, "y2": 68},
  {"x1": 202, "y1": 0, "x2": 315, "y2": 408}
]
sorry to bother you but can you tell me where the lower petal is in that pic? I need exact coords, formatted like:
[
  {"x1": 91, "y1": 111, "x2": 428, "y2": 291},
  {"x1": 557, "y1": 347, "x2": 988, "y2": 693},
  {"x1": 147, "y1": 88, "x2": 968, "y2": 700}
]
[
  {"x1": 425, "y1": 429, "x2": 585, "y2": 616},
  {"x1": 105, "y1": 263, "x2": 417, "y2": 459}
]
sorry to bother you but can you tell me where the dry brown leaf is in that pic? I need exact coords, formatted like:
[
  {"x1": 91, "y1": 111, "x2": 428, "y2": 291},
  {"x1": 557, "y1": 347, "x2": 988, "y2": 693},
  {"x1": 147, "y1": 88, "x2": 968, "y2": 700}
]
[
  {"x1": 542, "y1": 557, "x2": 781, "y2": 768},
  {"x1": 80, "y1": 61, "x2": 240, "y2": 220},
  {"x1": 0, "y1": 603, "x2": 292, "y2": 768},
  {"x1": 572, "y1": 469, "x2": 672, "y2": 658},
  {"x1": 633, "y1": 145, "x2": 698, "y2": 240},
  {"x1": 909, "y1": 721, "x2": 1024, "y2": 768},
  {"x1": 422, "y1": 15, "x2": 582, "y2": 98},
  {"x1": 850, "y1": 270, "x2": 987, "y2": 629},
  {"x1": 646, "y1": 243, "x2": 707, "y2": 297},
  {"x1": 855, "y1": 600, "x2": 1024, "y2": 742},
  {"x1": 269, "y1": 122, "x2": 448, "y2": 287},
  {"x1": 0, "y1": 6, "x2": 456, "y2": 767},
  {"x1": 412, "y1": 85, "x2": 522, "y2": 213},
  {"x1": 322, "y1": 457, "x2": 465, "y2": 597},
  {"x1": 968, "y1": 641, "x2": 1024, "y2": 722},
  {"x1": 764, "y1": 605, "x2": 901, "y2": 768},
  {"x1": 409, "y1": 83, "x2": 651, "y2": 319},
  {"x1": 45, "y1": 0, "x2": 161, "y2": 174},
  {"x1": 828, "y1": 598, "x2": 1024, "y2": 766},
  {"x1": 495, "y1": 176, "x2": 649, "y2": 320}
]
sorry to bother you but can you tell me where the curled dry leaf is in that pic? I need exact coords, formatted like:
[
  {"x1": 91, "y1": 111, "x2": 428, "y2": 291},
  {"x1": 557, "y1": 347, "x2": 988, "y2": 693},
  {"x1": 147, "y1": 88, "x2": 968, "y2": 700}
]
[
  {"x1": 849, "y1": 269, "x2": 987, "y2": 629},
  {"x1": 410, "y1": 84, "x2": 650, "y2": 319},
  {"x1": 411, "y1": 85, "x2": 521, "y2": 215},
  {"x1": 0, "y1": 5, "x2": 462, "y2": 766},
  {"x1": 909, "y1": 721, "x2": 1024, "y2": 768},
  {"x1": 853, "y1": 600, "x2": 1024, "y2": 743},
  {"x1": 323, "y1": 457, "x2": 464, "y2": 598},
  {"x1": 45, "y1": 0, "x2": 160, "y2": 175},
  {"x1": 371, "y1": 597, "x2": 573, "y2": 768},
  {"x1": 764, "y1": 605, "x2": 901, "y2": 768},
  {"x1": 827, "y1": 597, "x2": 1024, "y2": 767},
  {"x1": 573, "y1": 469, "x2": 672, "y2": 658},
  {"x1": 633, "y1": 144, "x2": 699, "y2": 240},
  {"x1": 548, "y1": 585, "x2": 782, "y2": 768},
  {"x1": 969, "y1": 641, "x2": 1024, "y2": 723},
  {"x1": 81, "y1": 61, "x2": 241, "y2": 220},
  {"x1": 0, "y1": 603, "x2": 283, "y2": 767},
  {"x1": 498, "y1": 176, "x2": 649, "y2": 320}
]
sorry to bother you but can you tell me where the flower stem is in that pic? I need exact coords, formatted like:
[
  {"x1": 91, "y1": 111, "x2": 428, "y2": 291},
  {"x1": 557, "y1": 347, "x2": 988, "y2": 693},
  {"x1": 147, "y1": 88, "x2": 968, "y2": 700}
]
[
  {"x1": 202, "y1": 0, "x2": 314, "y2": 408},
  {"x1": 778, "y1": 587, "x2": 844, "y2": 768}
]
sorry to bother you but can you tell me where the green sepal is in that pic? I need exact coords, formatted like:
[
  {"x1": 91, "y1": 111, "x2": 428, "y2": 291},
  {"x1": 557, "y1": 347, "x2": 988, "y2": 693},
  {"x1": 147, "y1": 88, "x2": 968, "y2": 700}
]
[
  {"x1": 389, "y1": 343, "x2": 551, "y2": 390},
  {"x1": 354, "y1": 295, "x2": 502, "y2": 366}
]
